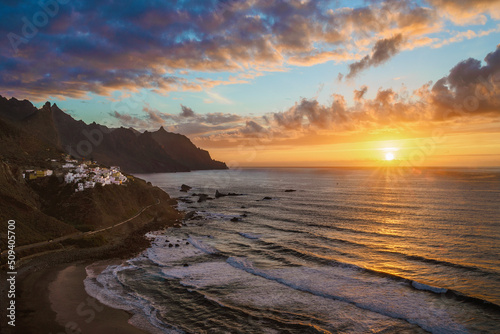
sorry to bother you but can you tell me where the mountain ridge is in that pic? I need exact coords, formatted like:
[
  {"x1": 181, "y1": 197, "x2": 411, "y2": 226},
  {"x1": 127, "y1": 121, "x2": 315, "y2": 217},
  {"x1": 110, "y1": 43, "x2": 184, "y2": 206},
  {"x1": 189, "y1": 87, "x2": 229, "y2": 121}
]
[{"x1": 0, "y1": 95, "x2": 227, "y2": 173}]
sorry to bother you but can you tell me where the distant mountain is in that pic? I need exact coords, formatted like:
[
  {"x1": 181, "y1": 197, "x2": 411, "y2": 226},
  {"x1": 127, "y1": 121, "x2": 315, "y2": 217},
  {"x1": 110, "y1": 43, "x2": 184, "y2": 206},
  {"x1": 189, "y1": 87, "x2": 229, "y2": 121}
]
[
  {"x1": 0, "y1": 95, "x2": 228, "y2": 173},
  {"x1": 151, "y1": 127, "x2": 227, "y2": 171}
]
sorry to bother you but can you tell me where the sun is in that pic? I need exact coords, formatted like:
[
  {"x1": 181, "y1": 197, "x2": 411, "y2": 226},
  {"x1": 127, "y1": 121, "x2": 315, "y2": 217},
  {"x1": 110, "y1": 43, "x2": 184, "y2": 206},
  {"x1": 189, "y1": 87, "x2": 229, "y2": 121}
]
[{"x1": 385, "y1": 152, "x2": 395, "y2": 161}]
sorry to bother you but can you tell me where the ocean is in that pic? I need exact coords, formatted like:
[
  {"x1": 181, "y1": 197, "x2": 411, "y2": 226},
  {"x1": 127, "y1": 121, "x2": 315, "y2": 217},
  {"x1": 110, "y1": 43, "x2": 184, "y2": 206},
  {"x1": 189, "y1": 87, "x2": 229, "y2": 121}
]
[{"x1": 84, "y1": 167, "x2": 500, "y2": 333}]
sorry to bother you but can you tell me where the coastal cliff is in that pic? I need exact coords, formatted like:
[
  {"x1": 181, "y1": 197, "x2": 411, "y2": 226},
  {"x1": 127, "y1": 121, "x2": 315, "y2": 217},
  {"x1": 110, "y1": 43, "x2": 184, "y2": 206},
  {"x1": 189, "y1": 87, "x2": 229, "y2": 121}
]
[{"x1": 0, "y1": 95, "x2": 228, "y2": 173}]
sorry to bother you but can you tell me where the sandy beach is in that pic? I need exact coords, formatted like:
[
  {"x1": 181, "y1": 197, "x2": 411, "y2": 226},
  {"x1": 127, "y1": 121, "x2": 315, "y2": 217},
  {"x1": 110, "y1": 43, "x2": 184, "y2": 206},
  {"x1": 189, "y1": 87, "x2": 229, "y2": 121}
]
[
  {"x1": 10, "y1": 261, "x2": 148, "y2": 334},
  {"x1": 4, "y1": 216, "x2": 179, "y2": 334},
  {"x1": 49, "y1": 262, "x2": 148, "y2": 334}
]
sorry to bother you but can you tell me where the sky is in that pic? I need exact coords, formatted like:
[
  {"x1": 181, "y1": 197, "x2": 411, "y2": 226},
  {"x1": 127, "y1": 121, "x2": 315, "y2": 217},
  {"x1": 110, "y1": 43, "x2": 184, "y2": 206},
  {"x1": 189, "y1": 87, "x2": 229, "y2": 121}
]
[{"x1": 1, "y1": 0, "x2": 500, "y2": 167}]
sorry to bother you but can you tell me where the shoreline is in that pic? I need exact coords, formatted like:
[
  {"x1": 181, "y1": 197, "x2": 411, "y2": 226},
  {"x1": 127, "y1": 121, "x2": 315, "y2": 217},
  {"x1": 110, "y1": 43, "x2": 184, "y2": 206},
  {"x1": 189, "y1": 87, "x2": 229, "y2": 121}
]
[
  {"x1": 50, "y1": 261, "x2": 149, "y2": 334},
  {"x1": 2, "y1": 216, "x2": 180, "y2": 334}
]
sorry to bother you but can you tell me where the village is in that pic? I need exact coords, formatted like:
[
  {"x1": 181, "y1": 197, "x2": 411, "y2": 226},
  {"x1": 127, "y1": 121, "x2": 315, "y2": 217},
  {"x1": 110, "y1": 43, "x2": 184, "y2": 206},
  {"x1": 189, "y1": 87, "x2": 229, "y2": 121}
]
[{"x1": 23, "y1": 155, "x2": 129, "y2": 192}]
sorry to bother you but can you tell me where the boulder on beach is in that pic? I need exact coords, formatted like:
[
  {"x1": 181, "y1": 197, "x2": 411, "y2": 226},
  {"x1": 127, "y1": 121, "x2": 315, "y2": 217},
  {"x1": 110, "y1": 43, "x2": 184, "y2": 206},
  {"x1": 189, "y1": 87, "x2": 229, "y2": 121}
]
[
  {"x1": 180, "y1": 184, "x2": 192, "y2": 192},
  {"x1": 262, "y1": 196, "x2": 272, "y2": 200},
  {"x1": 284, "y1": 189, "x2": 296, "y2": 192}
]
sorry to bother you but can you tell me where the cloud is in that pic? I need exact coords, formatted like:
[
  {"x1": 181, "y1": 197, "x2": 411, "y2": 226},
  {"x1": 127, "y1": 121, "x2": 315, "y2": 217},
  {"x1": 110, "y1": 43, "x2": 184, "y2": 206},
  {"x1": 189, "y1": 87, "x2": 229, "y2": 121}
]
[
  {"x1": 180, "y1": 105, "x2": 195, "y2": 118},
  {"x1": 432, "y1": 25, "x2": 500, "y2": 49},
  {"x1": 201, "y1": 46, "x2": 500, "y2": 144},
  {"x1": 345, "y1": 34, "x2": 406, "y2": 79},
  {"x1": 111, "y1": 111, "x2": 148, "y2": 128},
  {"x1": 430, "y1": 45, "x2": 500, "y2": 119},
  {"x1": 111, "y1": 102, "x2": 244, "y2": 135},
  {"x1": 1, "y1": 0, "x2": 498, "y2": 99},
  {"x1": 354, "y1": 86, "x2": 368, "y2": 102},
  {"x1": 429, "y1": 0, "x2": 500, "y2": 25}
]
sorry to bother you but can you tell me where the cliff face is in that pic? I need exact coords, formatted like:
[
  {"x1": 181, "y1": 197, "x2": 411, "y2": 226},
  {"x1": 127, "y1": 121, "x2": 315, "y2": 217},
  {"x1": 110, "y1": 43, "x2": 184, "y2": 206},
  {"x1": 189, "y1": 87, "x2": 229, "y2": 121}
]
[
  {"x1": 151, "y1": 127, "x2": 228, "y2": 170},
  {"x1": 0, "y1": 116, "x2": 179, "y2": 246},
  {"x1": 0, "y1": 95, "x2": 228, "y2": 173}
]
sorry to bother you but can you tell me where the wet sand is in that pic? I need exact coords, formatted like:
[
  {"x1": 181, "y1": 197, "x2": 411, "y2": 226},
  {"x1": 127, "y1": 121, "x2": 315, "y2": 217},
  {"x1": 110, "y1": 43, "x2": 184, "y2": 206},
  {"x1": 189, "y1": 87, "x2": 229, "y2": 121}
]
[
  {"x1": 49, "y1": 262, "x2": 149, "y2": 334},
  {"x1": 13, "y1": 261, "x2": 149, "y2": 334}
]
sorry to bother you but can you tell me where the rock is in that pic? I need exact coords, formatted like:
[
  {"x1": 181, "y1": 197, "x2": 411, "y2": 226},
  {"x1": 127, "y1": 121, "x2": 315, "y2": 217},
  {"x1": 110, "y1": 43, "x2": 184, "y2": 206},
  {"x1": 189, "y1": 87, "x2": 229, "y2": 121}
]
[
  {"x1": 284, "y1": 189, "x2": 296, "y2": 192},
  {"x1": 241, "y1": 214, "x2": 248, "y2": 217},
  {"x1": 184, "y1": 211, "x2": 197, "y2": 220},
  {"x1": 215, "y1": 190, "x2": 226, "y2": 198},
  {"x1": 168, "y1": 244, "x2": 173, "y2": 248},
  {"x1": 241, "y1": 206, "x2": 247, "y2": 209},
  {"x1": 183, "y1": 263, "x2": 189, "y2": 267},
  {"x1": 262, "y1": 196, "x2": 272, "y2": 200},
  {"x1": 180, "y1": 184, "x2": 192, "y2": 192},
  {"x1": 215, "y1": 190, "x2": 243, "y2": 198},
  {"x1": 186, "y1": 242, "x2": 189, "y2": 245},
  {"x1": 197, "y1": 194, "x2": 209, "y2": 203},
  {"x1": 175, "y1": 244, "x2": 179, "y2": 247},
  {"x1": 230, "y1": 217, "x2": 240, "y2": 222},
  {"x1": 177, "y1": 196, "x2": 194, "y2": 204}
]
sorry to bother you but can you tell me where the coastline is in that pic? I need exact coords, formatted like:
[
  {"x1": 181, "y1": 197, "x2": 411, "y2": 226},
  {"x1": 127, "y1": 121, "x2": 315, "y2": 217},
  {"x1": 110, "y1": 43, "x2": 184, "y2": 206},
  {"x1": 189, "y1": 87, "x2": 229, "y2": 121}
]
[
  {"x1": 50, "y1": 262, "x2": 148, "y2": 334},
  {"x1": 4, "y1": 216, "x2": 181, "y2": 334},
  {"x1": 15, "y1": 261, "x2": 148, "y2": 334}
]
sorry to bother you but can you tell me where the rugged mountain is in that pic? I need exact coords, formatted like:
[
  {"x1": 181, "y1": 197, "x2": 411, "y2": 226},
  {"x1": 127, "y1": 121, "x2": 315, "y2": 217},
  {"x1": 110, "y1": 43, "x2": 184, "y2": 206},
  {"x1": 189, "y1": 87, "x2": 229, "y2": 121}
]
[
  {"x1": 0, "y1": 96, "x2": 37, "y2": 121},
  {"x1": 151, "y1": 126, "x2": 227, "y2": 170},
  {"x1": 0, "y1": 114, "x2": 180, "y2": 247},
  {"x1": 0, "y1": 95, "x2": 228, "y2": 173}
]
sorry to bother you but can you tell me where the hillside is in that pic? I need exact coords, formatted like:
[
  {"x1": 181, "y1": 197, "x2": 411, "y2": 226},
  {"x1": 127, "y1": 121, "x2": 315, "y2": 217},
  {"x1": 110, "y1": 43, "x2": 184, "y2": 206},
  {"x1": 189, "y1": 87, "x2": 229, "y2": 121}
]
[
  {"x1": 151, "y1": 126, "x2": 228, "y2": 170},
  {"x1": 0, "y1": 113, "x2": 181, "y2": 248},
  {"x1": 0, "y1": 157, "x2": 180, "y2": 247},
  {"x1": 0, "y1": 95, "x2": 228, "y2": 173}
]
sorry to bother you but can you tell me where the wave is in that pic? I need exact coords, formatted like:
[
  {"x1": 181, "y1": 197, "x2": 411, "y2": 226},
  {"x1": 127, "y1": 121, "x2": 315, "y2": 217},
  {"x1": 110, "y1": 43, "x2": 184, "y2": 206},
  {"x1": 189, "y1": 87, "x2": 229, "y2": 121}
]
[
  {"x1": 241, "y1": 238, "x2": 500, "y2": 311},
  {"x1": 84, "y1": 264, "x2": 185, "y2": 334},
  {"x1": 187, "y1": 236, "x2": 220, "y2": 255},
  {"x1": 385, "y1": 251, "x2": 500, "y2": 277},
  {"x1": 238, "y1": 232, "x2": 261, "y2": 240},
  {"x1": 226, "y1": 257, "x2": 481, "y2": 334},
  {"x1": 411, "y1": 281, "x2": 447, "y2": 294}
]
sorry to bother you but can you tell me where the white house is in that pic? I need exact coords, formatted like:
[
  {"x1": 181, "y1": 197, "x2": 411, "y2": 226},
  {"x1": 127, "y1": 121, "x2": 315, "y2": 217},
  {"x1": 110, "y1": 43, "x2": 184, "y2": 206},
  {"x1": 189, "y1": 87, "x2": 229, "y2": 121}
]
[
  {"x1": 65, "y1": 173, "x2": 75, "y2": 183},
  {"x1": 84, "y1": 181, "x2": 96, "y2": 189}
]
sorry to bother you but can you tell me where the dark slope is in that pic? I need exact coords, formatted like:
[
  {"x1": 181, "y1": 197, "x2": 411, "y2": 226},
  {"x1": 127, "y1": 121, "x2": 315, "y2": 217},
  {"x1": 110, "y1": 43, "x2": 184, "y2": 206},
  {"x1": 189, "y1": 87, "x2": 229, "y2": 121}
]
[
  {"x1": 0, "y1": 96, "x2": 37, "y2": 122},
  {"x1": 151, "y1": 126, "x2": 228, "y2": 170},
  {"x1": 0, "y1": 118, "x2": 180, "y2": 246},
  {"x1": 0, "y1": 95, "x2": 228, "y2": 173}
]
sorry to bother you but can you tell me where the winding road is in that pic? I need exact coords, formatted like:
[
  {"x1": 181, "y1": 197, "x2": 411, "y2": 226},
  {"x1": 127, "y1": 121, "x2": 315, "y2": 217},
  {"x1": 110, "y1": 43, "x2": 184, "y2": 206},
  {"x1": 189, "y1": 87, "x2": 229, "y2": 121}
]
[{"x1": 1, "y1": 198, "x2": 160, "y2": 257}]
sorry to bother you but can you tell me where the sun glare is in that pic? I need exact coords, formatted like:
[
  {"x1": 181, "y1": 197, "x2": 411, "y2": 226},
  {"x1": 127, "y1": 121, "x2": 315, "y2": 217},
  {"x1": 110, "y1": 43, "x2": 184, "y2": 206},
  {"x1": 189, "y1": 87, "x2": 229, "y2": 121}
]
[{"x1": 385, "y1": 152, "x2": 395, "y2": 161}]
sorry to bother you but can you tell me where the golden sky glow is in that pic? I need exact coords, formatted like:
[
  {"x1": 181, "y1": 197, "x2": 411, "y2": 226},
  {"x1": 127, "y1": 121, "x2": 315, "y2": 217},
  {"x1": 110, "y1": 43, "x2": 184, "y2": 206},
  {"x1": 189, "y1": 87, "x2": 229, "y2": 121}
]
[{"x1": 1, "y1": 0, "x2": 500, "y2": 167}]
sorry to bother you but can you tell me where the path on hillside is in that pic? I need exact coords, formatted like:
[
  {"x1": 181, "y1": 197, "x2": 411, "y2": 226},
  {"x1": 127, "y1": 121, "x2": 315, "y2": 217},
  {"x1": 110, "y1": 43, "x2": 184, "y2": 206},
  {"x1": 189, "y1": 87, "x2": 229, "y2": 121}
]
[{"x1": 0, "y1": 198, "x2": 160, "y2": 257}]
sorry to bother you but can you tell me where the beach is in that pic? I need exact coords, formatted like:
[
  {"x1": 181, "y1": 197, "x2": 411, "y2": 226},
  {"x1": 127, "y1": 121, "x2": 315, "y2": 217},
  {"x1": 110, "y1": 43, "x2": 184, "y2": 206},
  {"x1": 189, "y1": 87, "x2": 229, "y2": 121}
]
[
  {"x1": 2, "y1": 214, "x2": 180, "y2": 334},
  {"x1": 13, "y1": 260, "x2": 146, "y2": 334}
]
